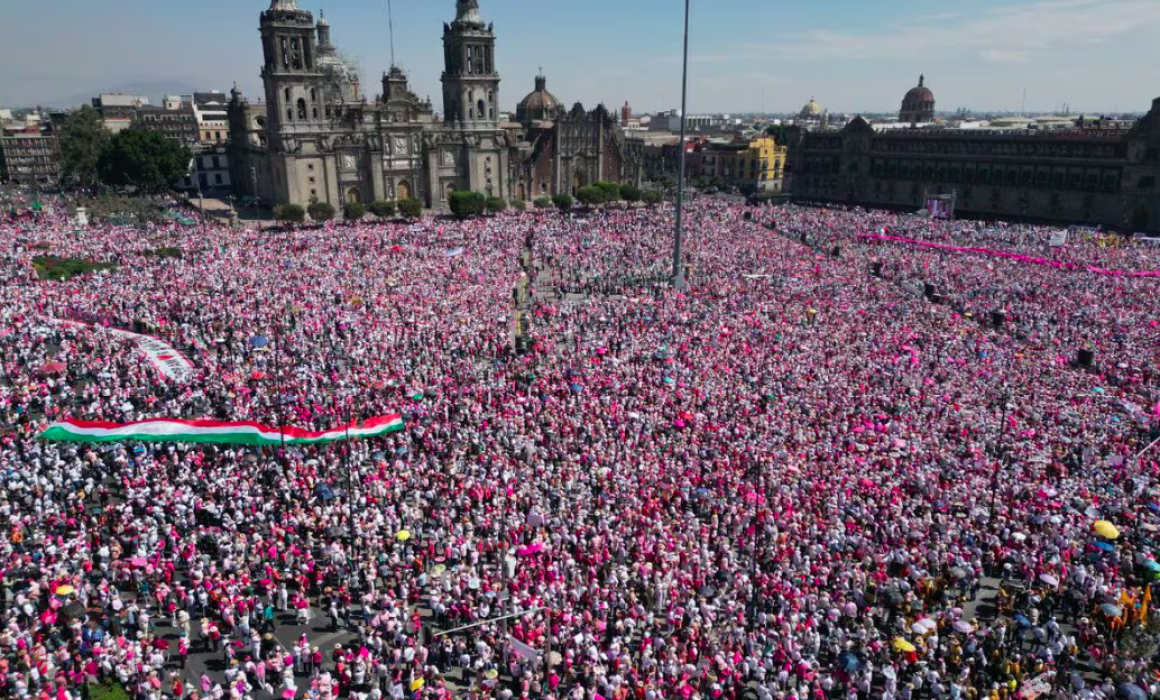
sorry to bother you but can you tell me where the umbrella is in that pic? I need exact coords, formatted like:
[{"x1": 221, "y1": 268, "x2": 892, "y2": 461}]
[
  {"x1": 55, "y1": 584, "x2": 75, "y2": 596},
  {"x1": 1144, "y1": 560, "x2": 1160, "y2": 573},
  {"x1": 128, "y1": 557, "x2": 147, "y2": 568},
  {"x1": 1100, "y1": 603, "x2": 1124, "y2": 617},
  {"x1": 281, "y1": 690, "x2": 296, "y2": 700},
  {"x1": 248, "y1": 335, "x2": 270, "y2": 349},
  {"x1": 396, "y1": 530, "x2": 412, "y2": 542},
  {"x1": 954, "y1": 620, "x2": 974, "y2": 634},
  {"x1": 1014, "y1": 613, "x2": 1031, "y2": 627},
  {"x1": 411, "y1": 679, "x2": 426, "y2": 691},
  {"x1": 61, "y1": 601, "x2": 86, "y2": 619},
  {"x1": 1038, "y1": 573, "x2": 1060, "y2": 587},
  {"x1": 1094, "y1": 520, "x2": 1120, "y2": 539},
  {"x1": 892, "y1": 638, "x2": 916, "y2": 653},
  {"x1": 837, "y1": 651, "x2": 863, "y2": 672},
  {"x1": 39, "y1": 361, "x2": 66, "y2": 375},
  {"x1": 1095, "y1": 542, "x2": 1116, "y2": 553},
  {"x1": 881, "y1": 667, "x2": 897, "y2": 681},
  {"x1": 949, "y1": 566, "x2": 968, "y2": 580},
  {"x1": 1117, "y1": 683, "x2": 1147, "y2": 700}
]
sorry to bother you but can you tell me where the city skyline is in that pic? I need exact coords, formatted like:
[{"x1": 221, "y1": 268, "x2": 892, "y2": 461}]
[{"x1": 1, "y1": 0, "x2": 1158, "y2": 114}]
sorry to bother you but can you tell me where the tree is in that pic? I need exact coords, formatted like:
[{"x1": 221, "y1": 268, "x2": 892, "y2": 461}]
[
  {"x1": 58, "y1": 105, "x2": 110, "y2": 188},
  {"x1": 642, "y1": 190, "x2": 664, "y2": 205},
  {"x1": 398, "y1": 198, "x2": 423, "y2": 219},
  {"x1": 274, "y1": 203, "x2": 306, "y2": 224},
  {"x1": 308, "y1": 201, "x2": 336, "y2": 222},
  {"x1": 575, "y1": 185, "x2": 603, "y2": 207},
  {"x1": 552, "y1": 193, "x2": 574, "y2": 212},
  {"x1": 449, "y1": 191, "x2": 487, "y2": 220},
  {"x1": 97, "y1": 130, "x2": 191, "y2": 193},
  {"x1": 368, "y1": 200, "x2": 396, "y2": 218},
  {"x1": 343, "y1": 201, "x2": 365, "y2": 221},
  {"x1": 765, "y1": 124, "x2": 791, "y2": 146},
  {"x1": 484, "y1": 196, "x2": 507, "y2": 214},
  {"x1": 510, "y1": 199, "x2": 527, "y2": 211},
  {"x1": 533, "y1": 196, "x2": 552, "y2": 209},
  {"x1": 594, "y1": 181, "x2": 621, "y2": 203},
  {"x1": 619, "y1": 184, "x2": 642, "y2": 203}
]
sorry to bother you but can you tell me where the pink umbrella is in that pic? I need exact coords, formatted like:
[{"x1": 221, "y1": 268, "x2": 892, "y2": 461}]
[
  {"x1": 282, "y1": 691, "x2": 296, "y2": 700},
  {"x1": 517, "y1": 543, "x2": 545, "y2": 557},
  {"x1": 128, "y1": 557, "x2": 148, "y2": 568}
]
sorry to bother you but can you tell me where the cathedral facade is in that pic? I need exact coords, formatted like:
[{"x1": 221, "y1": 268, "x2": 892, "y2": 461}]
[{"x1": 228, "y1": 0, "x2": 638, "y2": 210}]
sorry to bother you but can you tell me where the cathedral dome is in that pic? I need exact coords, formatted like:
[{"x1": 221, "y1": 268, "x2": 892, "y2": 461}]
[
  {"x1": 517, "y1": 74, "x2": 562, "y2": 125},
  {"x1": 799, "y1": 98, "x2": 823, "y2": 119},
  {"x1": 900, "y1": 74, "x2": 936, "y2": 124}
]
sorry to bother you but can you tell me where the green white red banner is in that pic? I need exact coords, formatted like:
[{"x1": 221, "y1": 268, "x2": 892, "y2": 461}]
[{"x1": 39, "y1": 415, "x2": 404, "y2": 446}]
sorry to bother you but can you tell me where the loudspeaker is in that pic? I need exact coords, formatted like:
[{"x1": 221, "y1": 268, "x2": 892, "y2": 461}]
[
  {"x1": 871, "y1": 262, "x2": 883, "y2": 277},
  {"x1": 1077, "y1": 349, "x2": 1094, "y2": 368},
  {"x1": 924, "y1": 283, "x2": 936, "y2": 299},
  {"x1": 991, "y1": 311, "x2": 1006, "y2": 328}
]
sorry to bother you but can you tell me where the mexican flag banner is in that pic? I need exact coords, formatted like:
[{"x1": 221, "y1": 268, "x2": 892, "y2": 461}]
[{"x1": 39, "y1": 415, "x2": 404, "y2": 446}]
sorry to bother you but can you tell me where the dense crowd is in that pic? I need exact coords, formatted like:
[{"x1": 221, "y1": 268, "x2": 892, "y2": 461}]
[{"x1": 1, "y1": 193, "x2": 1159, "y2": 700}]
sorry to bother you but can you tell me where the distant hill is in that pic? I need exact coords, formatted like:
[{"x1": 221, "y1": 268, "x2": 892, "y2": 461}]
[{"x1": 35, "y1": 80, "x2": 204, "y2": 109}]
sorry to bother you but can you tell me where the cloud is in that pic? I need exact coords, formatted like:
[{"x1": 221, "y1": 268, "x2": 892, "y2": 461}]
[{"x1": 747, "y1": 0, "x2": 1160, "y2": 63}]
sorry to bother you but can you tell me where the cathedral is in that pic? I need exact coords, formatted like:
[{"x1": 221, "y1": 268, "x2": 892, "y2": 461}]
[{"x1": 228, "y1": 0, "x2": 639, "y2": 210}]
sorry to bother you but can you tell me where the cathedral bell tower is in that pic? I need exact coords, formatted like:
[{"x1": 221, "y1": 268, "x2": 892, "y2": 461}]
[
  {"x1": 441, "y1": 0, "x2": 499, "y2": 128},
  {"x1": 259, "y1": 0, "x2": 324, "y2": 131}
]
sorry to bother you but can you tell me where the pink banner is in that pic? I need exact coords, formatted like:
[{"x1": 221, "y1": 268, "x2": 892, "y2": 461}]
[{"x1": 857, "y1": 233, "x2": 1160, "y2": 278}]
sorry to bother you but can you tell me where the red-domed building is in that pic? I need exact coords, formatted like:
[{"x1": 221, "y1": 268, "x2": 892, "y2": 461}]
[{"x1": 899, "y1": 75, "x2": 935, "y2": 124}]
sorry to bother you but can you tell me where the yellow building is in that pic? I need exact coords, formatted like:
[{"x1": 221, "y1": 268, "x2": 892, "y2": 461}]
[{"x1": 712, "y1": 136, "x2": 787, "y2": 193}]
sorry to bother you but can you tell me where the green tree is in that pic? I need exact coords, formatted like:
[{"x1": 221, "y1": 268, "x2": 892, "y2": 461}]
[
  {"x1": 308, "y1": 201, "x2": 336, "y2": 222},
  {"x1": 552, "y1": 193, "x2": 574, "y2": 212},
  {"x1": 765, "y1": 124, "x2": 791, "y2": 146},
  {"x1": 273, "y1": 203, "x2": 306, "y2": 224},
  {"x1": 58, "y1": 105, "x2": 111, "y2": 188},
  {"x1": 398, "y1": 198, "x2": 423, "y2": 219},
  {"x1": 484, "y1": 196, "x2": 507, "y2": 214},
  {"x1": 343, "y1": 202, "x2": 365, "y2": 220},
  {"x1": 533, "y1": 196, "x2": 552, "y2": 209},
  {"x1": 510, "y1": 199, "x2": 527, "y2": 211},
  {"x1": 449, "y1": 191, "x2": 487, "y2": 220},
  {"x1": 642, "y1": 190, "x2": 664, "y2": 205},
  {"x1": 98, "y1": 130, "x2": 191, "y2": 193},
  {"x1": 594, "y1": 181, "x2": 621, "y2": 202},
  {"x1": 368, "y1": 200, "x2": 396, "y2": 218},
  {"x1": 619, "y1": 184, "x2": 642, "y2": 202},
  {"x1": 575, "y1": 185, "x2": 603, "y2": 207}
]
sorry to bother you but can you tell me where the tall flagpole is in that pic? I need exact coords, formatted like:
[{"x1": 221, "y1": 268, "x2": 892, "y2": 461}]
[
  {"x1": 387, "y1": 0, "x2": 397, "y2": 67},
  {"x1": 672, "y1": 0, "x2": 691, "y2": 292}
]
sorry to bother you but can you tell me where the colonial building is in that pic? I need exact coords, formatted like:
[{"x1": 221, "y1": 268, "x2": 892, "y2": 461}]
[
  {"x1": 228, "y1": 0, "x2": 637, "y2": 209},
  {"x1": 786, "y1": 96, "x2": 1160, "y2": 232},
  {"x1": 0, "y1": 126, "x2": 61, "y2": 185}
]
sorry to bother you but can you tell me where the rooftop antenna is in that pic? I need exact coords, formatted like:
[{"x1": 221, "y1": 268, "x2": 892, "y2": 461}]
[
  {"x1": 387, "y1": 0, "x2": 397, "y2": 67},
  {"x1": 1021, "y1": 87, "x2": 1026, "y2": 117}
]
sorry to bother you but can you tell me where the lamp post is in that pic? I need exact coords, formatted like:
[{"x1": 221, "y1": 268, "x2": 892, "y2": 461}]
[
  {"x1": 671, "y1": 0, "x2": 691, "y2": 292},
  {"x1": 988, "y1": 390, "x2": 1012, "y2": 525},
  {"x1": 332, "y1": 350, "x2": 359, "y2": 594}
]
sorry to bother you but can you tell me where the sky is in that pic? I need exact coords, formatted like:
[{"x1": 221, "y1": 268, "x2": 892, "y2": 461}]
[{"x1": 1, "y1": 0, "x2": 1158, "y2": 115}]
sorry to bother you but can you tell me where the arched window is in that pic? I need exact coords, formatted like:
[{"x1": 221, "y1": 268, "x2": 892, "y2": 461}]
[
  {"x1": 312, "y1": 107, "x2": 318, "y2": 119},
  {"x1": 284, "y1": 88, "x2": 291, "y2": 103},
  {"x1": 445, "y1": 183, "x2": 456, "y2": 201},
  {"x1": 287, "y1": 108, "x2": 294, "y2": 121},
  {"x1": 347, "y1": 188, "x2": 361, "y2": 204},
  {"x1": 478, "y1": 100, "x2": 486, "y2": 119},
  {"x1": 297, "y1": 99, "x2": 307, "y2": 120},
  {"x1": 397, "y1": 180, "x2": 411, "y2": 201},
  {"x1": 310, "y1": 88, "x2": 317, "y2": 102}
]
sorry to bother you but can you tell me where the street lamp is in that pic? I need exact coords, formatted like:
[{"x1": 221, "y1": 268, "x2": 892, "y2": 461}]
[{"x1": 332, "y1": 350, "x2": 359, "y2": 595}]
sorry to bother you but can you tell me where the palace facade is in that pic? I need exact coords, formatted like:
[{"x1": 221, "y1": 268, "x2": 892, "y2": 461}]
[{"x1": 786, "y1": 80, "x2": 1160, "y2": 232}]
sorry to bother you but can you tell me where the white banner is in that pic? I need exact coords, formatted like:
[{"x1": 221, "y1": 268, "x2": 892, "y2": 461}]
[
  {"x1": 55, "y1": 320, "x2": 195, "y2": 382},
  {"x1": 1049, "y1": 230, "x2": 1068, "y2": 247}
]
